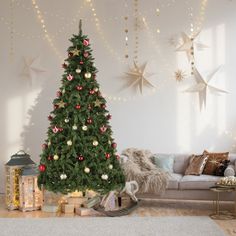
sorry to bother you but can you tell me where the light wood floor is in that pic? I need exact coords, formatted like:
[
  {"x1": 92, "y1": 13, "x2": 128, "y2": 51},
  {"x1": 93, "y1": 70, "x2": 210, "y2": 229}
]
[{"x1": 0, "y1": 195, "x2": 236, "y2": 236}]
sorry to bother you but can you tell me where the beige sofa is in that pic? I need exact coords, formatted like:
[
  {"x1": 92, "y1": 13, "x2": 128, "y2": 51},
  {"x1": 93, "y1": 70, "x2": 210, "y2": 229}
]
[{"x1": 137, "y1": 153, "x2": 236, "y2": 201}]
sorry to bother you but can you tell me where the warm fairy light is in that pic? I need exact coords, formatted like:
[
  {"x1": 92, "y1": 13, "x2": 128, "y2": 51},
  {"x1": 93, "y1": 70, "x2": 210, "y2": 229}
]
[
  {"x1": 31, "y1": 0, "x2": 63, "y2": 61},
  {"x1": 156, "y1": 28, "x2": 160, "y2": 33}
]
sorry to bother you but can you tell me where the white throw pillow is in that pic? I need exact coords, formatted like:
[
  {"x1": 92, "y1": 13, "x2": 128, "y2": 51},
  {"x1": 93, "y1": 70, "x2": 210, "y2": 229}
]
[{"x1": 224, "y1": 164, "x2": 235, "y2": 177}]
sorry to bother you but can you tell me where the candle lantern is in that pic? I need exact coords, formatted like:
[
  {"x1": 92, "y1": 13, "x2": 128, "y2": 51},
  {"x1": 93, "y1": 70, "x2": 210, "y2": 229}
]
[
  {"x1": 19, "y1": 166, "x2": 42, "y2": 212},
  {"x1": 5, "y1": 150, "x2": 35, "y2": 210}
]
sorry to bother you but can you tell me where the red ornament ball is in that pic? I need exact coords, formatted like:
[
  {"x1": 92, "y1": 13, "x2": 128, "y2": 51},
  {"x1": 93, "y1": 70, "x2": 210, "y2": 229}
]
[
  {"x1": 105, "y1": 153, "x2": 111, "y2": 159},
  {"x1": 56, "y1": 91, "x2": 62, "y2": 97},
  {"x1": 48, "y1": 115, "x2": 53, "y2": 121},
  {"x1": 83, "y1": 39, "x2": 89, "y2": 46},
  {"x1": 106, "y1": 114, "x2": 112, "y2": 120},
  {"x1": 75, "y1": 104, "x2": 81, "y2": 109},
  {"x1": 101, "y1": 104, "x2": 106, "y2": 109},
  {"x1": 116, "y1": 154, "x2": 120, "y2": 160},
  {"x1": 87, "y1": 118, "x2": 93, "y2": 124},
  {"x1": 89, "y1": 90, "x2": 95, "y2": 95},
  {"x1": 58, "y1": 127, "x2": 64, "y2": 132},
  {"x1": 39, "y1": 164, "x2": 46, "y2": 172},
  {"x1": 88, "y1": 104, "x2": 92, "y2": 110},
  {"x1": 42, "y1": 143, "x2": 48, "y2": 150},
  {"x1": 68, "y1": 52, "x2": 73, "y2": 57},
  {"x1": 77, "y1": 155, "x2": 84, "y2": 161},
  {"x1": 54, "y1": 104, "x2": 59, "y2": 110},
  {"x1": 76, "y1": 85, "x2": 83, "y2": 91},
  {"x1": 111, "y1": 142, "x2": 117, "y2": 148},
  {"x1": 100, "y1": 126, "x2": 107, "y2": 133},
  {"x1": 83, "y1": 52, "x2": 89, "y2": 58},
  {"x1": 79, "y1": 61, "x2": 84, "y2": 65},
  {"x1": 62, "y1": 63, "x2": 68, "y2": 69},
  {"x1": 47, "y1": 156, "x2": 53, "y2": 160}
]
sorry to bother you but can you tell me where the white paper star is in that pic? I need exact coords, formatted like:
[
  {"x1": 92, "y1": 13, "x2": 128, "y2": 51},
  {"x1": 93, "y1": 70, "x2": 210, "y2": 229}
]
[
  {"x1": 125, "y1": 61, "x2": 156, "y2": 94},
  {"x1": 176, "y1": 32, "x2": 208, "y2": 61},
  {"x1": 21, "y1": 56, "x2": 46, "y2": 83},
  {"x1": 185, "y1": 67, "x2": 228, "y2": 110}
]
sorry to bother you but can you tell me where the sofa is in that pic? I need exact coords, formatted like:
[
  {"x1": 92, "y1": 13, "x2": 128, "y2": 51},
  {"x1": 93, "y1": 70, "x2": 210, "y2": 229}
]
[{"x1": 134, "y1": 153, "x2": 236, "y2": 201}]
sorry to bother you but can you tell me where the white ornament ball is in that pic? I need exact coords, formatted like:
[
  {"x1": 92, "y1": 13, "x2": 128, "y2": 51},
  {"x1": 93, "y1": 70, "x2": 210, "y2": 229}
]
[
  {"x1": 82, "y1": 125, "x2": 88, "y2": 131},
  {"x1": 93, "y1": 140, "x2": 99, "y2": 146},
  {"x1": 72, "y1": 125, "x2": 78, "y2": 130},
  {"x1": 60, "y1": 174, "x2": 67, "y2": 180},
  {"x1": 84, "y1": 167, "x2": 90, "y2": 173},
  {"x1": 101, "y1": 174, "x2": 108, "y2": 180},
  {"x1": 65, "y1": 118, "x2": 69, "y2": 123},
  {"x1": 94, "y1": 87, "x2": 99, "y2": 92},
  {"x1": 76, "y1": 68, "x2": 81, "y2": 73},
  {"x1": 109, "y1": 164, "x2": 113, "y2": 170},
  {"x1": 84, "y1": 72, "x2": 92, "y2": 79},
  {"x1": 48, "y1": 141, "x2": 51, "y2": 146},
  {"x1": 108, "y1": 140, "x2": 111, "y2": 145},
  {"x1": 67, "y1": 140, "x2": 73, "y2": 146},
  {"x1": 53, "y1": 154, "x2": 59, "y2": 161}
]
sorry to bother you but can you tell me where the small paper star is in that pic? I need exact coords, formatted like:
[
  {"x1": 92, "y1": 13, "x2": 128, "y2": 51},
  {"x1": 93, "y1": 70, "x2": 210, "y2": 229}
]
[
  {"x1": 56, "y1": 101, "x2": 66, "y2": 108},
  {"x1": 70, "y1": 48, "x2": 80, "y2": 56},
  {"x1": 176, "y1": 32, "x2": 208, "y2": 61},
  {"x1": 94, "y1": 99, "x2": 103, "y2": 107},
  {"x1": 175, "y1": 69, "x2": 187, "y2": 82},
  {"x1": 126, "y1": 61, "x2": 156, "y2": 94},
  {"x1": 185, "y1": 66, "x2": 228, "y2": 110},
  {"x1": 21, "y1": 56, "x2": 46, "y2": 83}
]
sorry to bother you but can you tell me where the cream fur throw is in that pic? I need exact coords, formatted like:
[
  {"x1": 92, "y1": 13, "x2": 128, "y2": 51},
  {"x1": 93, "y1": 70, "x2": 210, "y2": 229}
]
[{"x1": 121, "y1": 148, "x2": 170, "y2": 195}]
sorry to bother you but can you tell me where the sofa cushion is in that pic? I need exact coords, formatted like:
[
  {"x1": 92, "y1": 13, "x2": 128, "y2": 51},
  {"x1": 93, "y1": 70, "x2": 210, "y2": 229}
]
[
  {"x1": 167, "y1": 173, "x2": 183, "y2": 190},
  {"x1": 203, "y1": 150, "x2": 229, "y2": 175},
  {"x1": 185, "y1": 154, "x2": 208, "y2": 175},
  {"x1": 179, "y1": 175, "x2": 221, "y2": 190},
  {"x1": 152, "y1": 154, "x2": 174, "y2": 172}
]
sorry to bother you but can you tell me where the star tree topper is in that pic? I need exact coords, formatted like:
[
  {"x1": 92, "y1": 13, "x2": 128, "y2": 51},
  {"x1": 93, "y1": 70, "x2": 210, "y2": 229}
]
[
  {"x1": 185, "y1": 66, "x2": 228, "y2": 110},
  {"x1": 125, "y1": 61, "x2": 156, "y2": 94}
]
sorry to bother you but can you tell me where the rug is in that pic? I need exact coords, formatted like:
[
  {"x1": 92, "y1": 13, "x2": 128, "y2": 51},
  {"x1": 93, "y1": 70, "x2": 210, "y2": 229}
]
[{"x1": 0, "y1": 216, "x2": 226, "y2": 236}]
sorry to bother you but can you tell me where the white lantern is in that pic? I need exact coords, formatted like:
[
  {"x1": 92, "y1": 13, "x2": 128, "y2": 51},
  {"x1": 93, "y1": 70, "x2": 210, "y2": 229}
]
[{"x1": 19, "y1": 167, "x2": 42, "y2": 212}]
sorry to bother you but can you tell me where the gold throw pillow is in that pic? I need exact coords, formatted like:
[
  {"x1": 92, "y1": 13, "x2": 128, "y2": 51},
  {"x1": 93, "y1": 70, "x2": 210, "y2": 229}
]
[
  {"x1": 202, "y1": 150, "x2": 229, "y2": 175},
  {"x1": 185, "y1": 154, "x2": 209, "y2": 175}
]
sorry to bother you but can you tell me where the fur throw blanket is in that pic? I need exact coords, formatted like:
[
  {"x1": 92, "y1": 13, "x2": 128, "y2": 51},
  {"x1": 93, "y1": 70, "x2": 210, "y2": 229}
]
[{"x1": 121, "y1": 148, "x2": 170, "y2": 195}]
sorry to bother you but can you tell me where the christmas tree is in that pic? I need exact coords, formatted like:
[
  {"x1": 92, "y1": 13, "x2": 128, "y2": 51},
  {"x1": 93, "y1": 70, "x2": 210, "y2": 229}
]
[{"x1": 38, "y1": 21, "x2": 125, "y2": 194}]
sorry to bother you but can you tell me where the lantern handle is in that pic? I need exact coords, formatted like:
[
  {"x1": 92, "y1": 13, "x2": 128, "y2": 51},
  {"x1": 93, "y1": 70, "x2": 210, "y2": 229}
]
[{"x1": 15, "y1": 150, "x2": 27, "y2": 155}]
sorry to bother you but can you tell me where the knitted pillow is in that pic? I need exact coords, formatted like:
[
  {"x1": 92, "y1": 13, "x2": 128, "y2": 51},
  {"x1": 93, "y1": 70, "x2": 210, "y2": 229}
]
[
  {"x1": 203, "y1": 150, "x2": 229, "y2": 175},
  {"x1": 185, "y1": 154, "x2": 208, "y2": 176}
]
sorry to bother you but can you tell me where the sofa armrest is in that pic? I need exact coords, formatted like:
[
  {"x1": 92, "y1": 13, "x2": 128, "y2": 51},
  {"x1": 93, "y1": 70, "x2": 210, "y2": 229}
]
[{"x1": 224, "y1": 164, "x2": 235, "y2": 177}]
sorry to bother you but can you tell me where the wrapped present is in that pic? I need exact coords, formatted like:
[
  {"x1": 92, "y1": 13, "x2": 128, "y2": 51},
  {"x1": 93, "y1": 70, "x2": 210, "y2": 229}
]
[{"x1": 61, "y1": 203, "x2": 74, "y2": 214}]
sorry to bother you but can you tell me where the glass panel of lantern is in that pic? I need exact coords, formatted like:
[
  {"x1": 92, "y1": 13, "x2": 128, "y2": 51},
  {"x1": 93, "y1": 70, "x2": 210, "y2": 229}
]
[
  {"x1": 5, "y1": 150, "x2": 35, "y2": 210},
  {"x1": 19, "y1": 166, "x2": 42, "y2": 212}
]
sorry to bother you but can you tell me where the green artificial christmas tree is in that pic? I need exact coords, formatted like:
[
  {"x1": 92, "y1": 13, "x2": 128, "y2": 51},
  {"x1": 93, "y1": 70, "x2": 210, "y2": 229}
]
[{"x1": 38, "y1": 21, "x2": 125, "y2": 194}]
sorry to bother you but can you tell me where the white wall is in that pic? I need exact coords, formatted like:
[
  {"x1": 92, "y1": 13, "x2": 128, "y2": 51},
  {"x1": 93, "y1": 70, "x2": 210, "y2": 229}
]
[{"x1": 0, "y1": 0, "x2": 236, "y2": 193}]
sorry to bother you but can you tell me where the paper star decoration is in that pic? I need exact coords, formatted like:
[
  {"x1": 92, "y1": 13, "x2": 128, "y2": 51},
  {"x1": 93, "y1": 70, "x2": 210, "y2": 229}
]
[
  {"x1": 21, "y1": 56, "x2": 46, "y2": 83},
  {"x1": 125, "y1": 61, "x2": 156, "y2": 94},
  {"x1": 94, "y1": 99, "x2": 103, "y2": 107},
  {"x1": 56, "y1": 101, "x2": 66, "y2": 108},
  {"x1": 176, "y1": 32, "x2": 208, "y2": 62},
  {"x1": 70, "y1": 48, "x2": 80, "y2": 56},
  {"x1": 185, "y1": 67, "x2": 228, "y2": 110},
  {"x1": 175, "y1": 69, "x2": 187, "y2": 82}
]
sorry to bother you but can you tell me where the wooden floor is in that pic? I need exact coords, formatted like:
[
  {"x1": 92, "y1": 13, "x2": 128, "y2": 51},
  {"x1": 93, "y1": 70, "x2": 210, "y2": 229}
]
[{"x1": 0, "y1": 195, "x2": 236, "y2": 236}]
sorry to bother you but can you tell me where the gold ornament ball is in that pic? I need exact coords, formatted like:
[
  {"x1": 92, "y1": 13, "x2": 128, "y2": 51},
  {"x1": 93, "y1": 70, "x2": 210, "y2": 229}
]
[
  {"x1": 76, "y1": 68, "x2": 81, "y2": 73},
  {"x1": 82, "y1": 125, "x2": 88, "y2": 131},
  {"x1": 84, "y1": 72, "x2": 92, "y2": 79},
  {"x1": 94, "y1": 87, "x2": 99, "y2": 92},
  {"x1": 53, "y1": 154, "x2": 59, "y2": 160},
  {"x1": 84, "y1": 167, "x2": 90, "y2": 173},
  {"x1": 93, "y1": 140, "x2": 99, "y2": 146},
  {"x1": 67, "y1": 140, "x2": 73, "y2": 146},
  {"x1": 109, "y1": 164, "x2": 113, "y2": 170},
  {"x1": 72, "y1": 125, "x2": 78, "y2": 130},
  {"x1": 48, "y1": 141, "x2": 51, "y2": 146}
]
